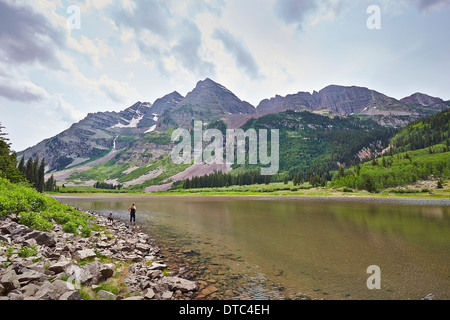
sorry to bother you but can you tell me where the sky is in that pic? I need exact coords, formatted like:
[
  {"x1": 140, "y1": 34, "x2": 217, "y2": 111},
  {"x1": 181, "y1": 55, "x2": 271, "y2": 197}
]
[{"x1": 0, "y1": 0, "x2": 449, "y2": 152}]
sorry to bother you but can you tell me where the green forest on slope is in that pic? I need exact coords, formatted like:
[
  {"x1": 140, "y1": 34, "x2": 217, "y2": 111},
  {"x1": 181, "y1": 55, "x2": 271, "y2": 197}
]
[{"x1": 331, "y1": 109, "x2": 450, "y2": 192}]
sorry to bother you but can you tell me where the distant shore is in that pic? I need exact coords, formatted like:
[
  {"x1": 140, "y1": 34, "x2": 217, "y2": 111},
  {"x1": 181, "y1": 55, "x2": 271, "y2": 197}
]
[
  {"x1": 51, "y1": 191, "x2": 450, "y2": 207},
  {"x1": 50, "y1": 183, "x2": 450, "y2": 202}
]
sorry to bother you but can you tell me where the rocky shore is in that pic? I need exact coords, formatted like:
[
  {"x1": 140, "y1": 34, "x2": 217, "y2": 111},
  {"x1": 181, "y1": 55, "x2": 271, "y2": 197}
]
[{"x1": 0, "y1": 210, "x2": 198, "y2": 300}]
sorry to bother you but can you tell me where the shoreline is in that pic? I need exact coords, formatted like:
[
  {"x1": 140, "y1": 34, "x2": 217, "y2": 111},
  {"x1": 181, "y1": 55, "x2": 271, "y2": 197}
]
[
  {"x1": 0, "y1": 208, "x2": 199, "y2": 300},
  {"x1": 51, "y1": 193, "x2": 450, "y2": 206}
]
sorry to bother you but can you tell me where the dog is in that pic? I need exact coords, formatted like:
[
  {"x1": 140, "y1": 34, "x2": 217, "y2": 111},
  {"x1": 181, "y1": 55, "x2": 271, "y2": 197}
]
[{"x1": 107, "y1": 213, "x2": 114, "y2": 222}]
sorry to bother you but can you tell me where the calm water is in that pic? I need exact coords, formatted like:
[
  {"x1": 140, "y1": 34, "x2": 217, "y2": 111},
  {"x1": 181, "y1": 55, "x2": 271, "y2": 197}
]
[{"x1": 56, "y1": 196, "x2": 450, "y2": 300}]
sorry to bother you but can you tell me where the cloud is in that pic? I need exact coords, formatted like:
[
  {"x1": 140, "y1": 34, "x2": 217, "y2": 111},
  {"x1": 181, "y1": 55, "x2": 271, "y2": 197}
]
[
  {"x1": 172, "y1": 20, "x2": 215, "y2": 76},
  {"x1": 52, "y1": 95, "x2": 85, "y2": 124},
  {"x1": 67, "y1": 36, "x2": 113, "y2": 68},
  {"x1": 0, "y1": 0, "x2": 65, "y2": 67},
  {"x1": 0, "y1": 79, "x2": 48, "y2": 102},
  {"x1": 274, "y1": 0, "x2": 319, "y2": 29},
  {"x1": 212, "y1": 28, "x2": 263, "y2": 79},
  {"x1": 113, "y1": 0, "x2": 173, "y2": 38},
  {"x1": 112, "y1": 0, "x2": 215, "y2": 76},
  {"x1": 98, "y1": 75, "x2": 139, "y2": 104},
  {"x1": 406, "y1": 0, "x2": 450, "y2": 11}
]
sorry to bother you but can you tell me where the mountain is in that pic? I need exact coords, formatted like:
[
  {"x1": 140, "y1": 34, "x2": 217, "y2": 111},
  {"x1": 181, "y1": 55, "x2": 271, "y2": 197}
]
[
  {"x1": 18, "y1": 101, "x2": 157, "y2": 172},
  {"x1": 158, "y1": 78, "x2": 256, "y2": 129},
  {"x1": 257, "y1": 85, "x2": 447, "y2": 127},
  {"x1": 331, "y1": 109, "x2": 450, "y2": 192},
  {"x1": 151, "y1": 91, "x2": 184, "y2": 115},
  {"x1": 15, "y1": 78, "x2": 449, "y2": 192},
  {"x1": 240, "y1": 110, "x2": 395, "y2": 174},
  {"x1": 400, "y1": 92, "x2": 443, "y2": 106}
]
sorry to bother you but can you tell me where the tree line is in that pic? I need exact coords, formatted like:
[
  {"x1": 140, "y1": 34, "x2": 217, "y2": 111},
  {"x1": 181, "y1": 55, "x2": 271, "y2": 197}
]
[
  {"x1": 17, "y1": 155, "x2": 58, "y2": 192},
  {"x1": 93, "y1": 181, "x2": 123, "y2": 190},
  {"x1": 0, "y1": 122, "x2": 57, "y2": 192},
  {"x1": 180, "y1": 170, "x2": 270, "y2": 189}
]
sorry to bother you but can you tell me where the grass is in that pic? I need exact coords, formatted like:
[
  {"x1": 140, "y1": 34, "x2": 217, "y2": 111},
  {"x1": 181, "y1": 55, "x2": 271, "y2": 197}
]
[
  {"x1": 0, "y1": 177, "x2": 102, "y2": 235},
  {"x1": 53, "y1": 179, "x2": 450, "y2": 199}
]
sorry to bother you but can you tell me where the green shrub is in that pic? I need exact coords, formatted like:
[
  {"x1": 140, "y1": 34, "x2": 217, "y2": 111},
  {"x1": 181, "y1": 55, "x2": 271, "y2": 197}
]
[
  {"x1": 80, "y1": 226, "x2": 92, "y2": 238},
  {"x1": 18, "y1": 211, "x2": 52, "y2": 232},
  {"x1": 18, "y1": 245, "x2": 38, "y2": 258},
  {"x1": 62, "y1": 221, "x2": 78, "y2": 234}
]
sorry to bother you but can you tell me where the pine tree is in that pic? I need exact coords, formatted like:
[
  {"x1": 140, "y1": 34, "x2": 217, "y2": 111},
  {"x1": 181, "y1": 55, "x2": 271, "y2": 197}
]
[
  {"x1": 25, "y1": 157, "x2": 33, "y2": 182},
  {"x1": 0, "y1": 123, "x2": 24, "y2": 183},
  {"x1": 45, "y1": 174, "x2": 55, "y2": 192},
  {"x1": 32, "y1": 155, "x2": 39, "y2": 187},
  {"x1": 18, "y1": 156, "x2": 25, "y2": 175},
  {"x1": 37, "y1": 158, "x2": 45, "y2": 193}
]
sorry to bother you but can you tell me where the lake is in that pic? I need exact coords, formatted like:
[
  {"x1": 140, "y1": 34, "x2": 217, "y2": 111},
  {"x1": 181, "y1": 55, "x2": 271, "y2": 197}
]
[{"x1": 55, "y1": 195, "x2": 450, "y2": 300}]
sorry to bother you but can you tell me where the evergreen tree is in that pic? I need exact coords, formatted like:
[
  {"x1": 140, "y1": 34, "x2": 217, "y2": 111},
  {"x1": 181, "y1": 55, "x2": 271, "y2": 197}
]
[
  {"x1": 18, "y1": 156, "x2": 25, "y2": 175},
  {"x1": 37, "y1": 158, "x2": 45, "y2": 193},
  {"x1": 25, "y1": 157, "x2": 33, "y2": 182},
  {"x1": 32, "y1": 155, "x2": 39, "y2": 187},
  {"x1": 0, "y1": 123, "x2": 24, "y2": 183}
]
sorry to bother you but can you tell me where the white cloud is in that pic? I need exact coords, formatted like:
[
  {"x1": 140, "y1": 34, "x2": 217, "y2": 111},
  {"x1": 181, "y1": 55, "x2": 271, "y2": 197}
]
[
  {"x1": 67, "y1": 36, "x2": 113, "y2": 68},
  {"x1": 98, "y1": 75, "x2": 139, "y2": 104}
]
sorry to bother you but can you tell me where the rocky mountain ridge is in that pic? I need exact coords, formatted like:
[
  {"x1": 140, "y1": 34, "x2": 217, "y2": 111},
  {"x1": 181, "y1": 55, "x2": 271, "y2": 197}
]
[{"x1": 16, "y1": 78, "x2": 449, "y2": 183}]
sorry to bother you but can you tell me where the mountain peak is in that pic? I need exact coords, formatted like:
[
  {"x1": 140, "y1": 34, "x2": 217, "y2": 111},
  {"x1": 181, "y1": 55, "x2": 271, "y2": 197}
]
[
  {"x1": 400, "y1": 92, "x2": 443, "y2": 106},
  {"x1": 150, "y1": 91, "x2": 184, "y2": 115}
]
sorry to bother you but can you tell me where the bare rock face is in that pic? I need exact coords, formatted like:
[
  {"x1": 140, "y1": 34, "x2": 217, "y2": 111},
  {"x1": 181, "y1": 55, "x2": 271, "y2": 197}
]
[
  {"x1": 160, "y1": 78, "x2": 257, "y2": 129},
  {"x1": 400, "y1": 92, "x2": 443, "y2": 106}
]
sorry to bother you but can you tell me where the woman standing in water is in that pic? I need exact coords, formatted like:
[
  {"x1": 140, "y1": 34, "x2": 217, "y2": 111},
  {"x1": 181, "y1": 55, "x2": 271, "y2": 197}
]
[{"x1": 128, "y1": 202, "x2": 137, "y2": 227}]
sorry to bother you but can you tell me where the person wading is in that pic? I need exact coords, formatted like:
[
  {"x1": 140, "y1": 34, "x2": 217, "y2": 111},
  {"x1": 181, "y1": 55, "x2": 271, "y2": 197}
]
[{"x1": 128, "y1": 202, "x2": 137, "y2": 227}]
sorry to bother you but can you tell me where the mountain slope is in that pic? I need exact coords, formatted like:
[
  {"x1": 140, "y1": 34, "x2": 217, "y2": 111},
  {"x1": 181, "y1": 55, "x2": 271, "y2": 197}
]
[
  {"x1": 257, "y1": 85, "x2": 448, "y2": 127},
  {"x1": 331, "y1": 109, "x2": 450, "y2": 192},
  {"x1": 16, "y1": 78, "x2": 449, "y2": 193},
  {"x1": 239, "y1": 110, "x2": 395, "y2": 175},
  {"x1": 158, "y1": 78, "x2": 256, "y2": 129}
]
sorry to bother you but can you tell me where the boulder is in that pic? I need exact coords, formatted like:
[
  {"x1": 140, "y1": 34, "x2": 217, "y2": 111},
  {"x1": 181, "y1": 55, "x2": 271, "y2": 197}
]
[
  {"x1": 149, "y1": 262, "x2": 168, "y2": 271},
  {"x1": 59, "y1": 291, "x2": 83, "y2": 300},
  {"x1": 0, "y1": 270, "x2": 20, "y2": 292},
  {"x1": 144, "y1": 288, "x2": 156, "y2": 299},
  {"x1": 17, "y1": 270, "x2": 44, "y2": 284},
  {"x1": 53, "y1": 279, "x2": 77, "y2": 298},
  {"x1": 122, "y1": 296, "x2": 144, "y2": 300},
  {"x1": 23, "y1": 230, "x2": 56, "y2": 247},
  {"x1": 161, "y1": 277, "x2": 198, "y2": 293},
  {"x1": 161, "y1": 291, "x2": 173, "y2": 300},
  {"x1": 34, "y1": 281, "x2": 58, "y2": 300},
  {"x1": 98, "y1": 290, "x2": 117, "y2": 300},
  {"x1": 71, "y1": 261, "x2": 114, "y2": 286},
  {"x1": 48, "y1": 260, "x2": 73, "y2": 274},
  {"x1": 73, "y1": 249, "x2": 96, "y2": 260}
]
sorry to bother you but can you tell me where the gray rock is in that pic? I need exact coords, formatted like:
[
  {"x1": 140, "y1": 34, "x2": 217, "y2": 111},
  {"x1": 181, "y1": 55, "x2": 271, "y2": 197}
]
[
  {"x1": 23, "y1": 230, "x2": 56, "y2": 247},
  {"x1": 8, "y1": 289, "x2": 24, "y2": 300},
  {"x1": 53, "y1": 279, "x2": 75, "y2": 296},
  {"x1": 0, "y1": 234, "x2": 11, "y2": 244},
  {"x1": 149, "y1": 262, "x2": 168, "y2": 271},
  {"x1": 161, "y1": 291, "x2": 173, "y2": 300},
  {"x1": 0, "y1": 270, "x2": 20, "y2": 292},
  {"x1": 34, "y1": 281, "x2": 57, "y2": 300},
  {"x1": 123, "y1": 296, "x2": 144, "y2": 300},
  {"x1": 17, "y1": 270, "x2": 44, "y2": 284},
  {"x1": 72, "y1": 261, "x2": 114, "y2": 286},
  {"x1": 59, "y1": 290, "x2": 83, "y2": 300},
  {"x1": 161, "y1": 277, "x2": 198, "y2": 293},
  {"x1": 48, "y1": 260, "x2": 73, "y2": 274},
  {"x1": 144, "y1": 288, "x2": 155, "y2": 299},
  {"x1": 73, "y1": 248, "x2": 96, "y2": 260},
  {"x1": 98, "y1": 290, "x2": 117, "y2": 300},
  {"x1": 21, "y1": 283, "x2": 40, "y2": 297}
]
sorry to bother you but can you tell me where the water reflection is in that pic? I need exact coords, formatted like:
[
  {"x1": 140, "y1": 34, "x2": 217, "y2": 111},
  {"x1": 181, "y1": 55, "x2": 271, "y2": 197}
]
[{"x1": 56, "y1": 196, "x2": 450, "y2": 300}]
